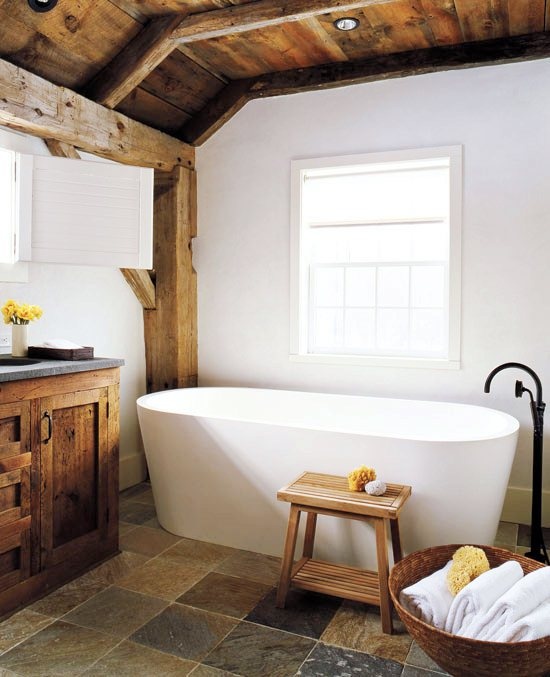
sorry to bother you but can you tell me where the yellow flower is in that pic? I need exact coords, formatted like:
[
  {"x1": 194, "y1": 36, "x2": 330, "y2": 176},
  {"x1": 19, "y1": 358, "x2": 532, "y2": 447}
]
[{"x1": 1, "y1": 300, "x2": 43, "y2": 325}]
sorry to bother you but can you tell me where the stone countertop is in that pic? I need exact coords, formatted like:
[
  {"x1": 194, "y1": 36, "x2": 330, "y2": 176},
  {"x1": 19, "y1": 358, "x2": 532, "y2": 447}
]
[{"x1": 0, "y1": 357, "x2": 124, "y2": 382}]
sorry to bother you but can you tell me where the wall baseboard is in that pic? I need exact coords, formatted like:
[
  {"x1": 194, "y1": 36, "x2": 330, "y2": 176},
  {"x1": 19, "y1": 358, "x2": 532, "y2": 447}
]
[
  {"x1": 119, "y1": 453, "x2": 148, "y2": 491},
  {"x1": 501, "y1": 486, "x2": 550, "y2": 527}
]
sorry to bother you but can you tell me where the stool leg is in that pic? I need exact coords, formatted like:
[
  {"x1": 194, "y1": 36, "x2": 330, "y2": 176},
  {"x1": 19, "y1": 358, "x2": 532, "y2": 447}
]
[
  {"x1": 375, "y1": 518, "x2": 393, "y2": 634},
  {"x1": 302, "y1": 512, "x2": 317, "y2": 559},
  {"x1": 390, "y1": 518, "x2": 402, "y2": 564},
  {"x1": 276, "y1": 504, "x2": 301, "y2": 608}
]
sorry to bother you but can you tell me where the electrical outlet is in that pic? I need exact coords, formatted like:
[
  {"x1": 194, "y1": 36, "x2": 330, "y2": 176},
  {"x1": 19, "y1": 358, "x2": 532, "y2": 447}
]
[{"x1": 0, "y1": 335, "x2": 11, "y2": 347}]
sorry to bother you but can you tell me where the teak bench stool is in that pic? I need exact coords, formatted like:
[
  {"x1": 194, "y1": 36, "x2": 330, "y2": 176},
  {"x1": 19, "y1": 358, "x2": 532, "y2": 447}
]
[{"x1": 276, "y1": 471, "x2": 412, "y2": 634}]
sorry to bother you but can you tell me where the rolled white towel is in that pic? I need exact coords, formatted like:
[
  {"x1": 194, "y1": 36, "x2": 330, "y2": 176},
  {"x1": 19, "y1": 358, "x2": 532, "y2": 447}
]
[
  {"x1": 445, "y1": 560, "x2": 524, "y2": 636},
  {"x1": 494, "y1": 600, "x2": 550, "y2": 642},
  {"x1": 399, "y1": 561, "x2": 453, "y2": 630},
  {"x1": 465, "y1": 566, "x2": 550, "y2": 641}
]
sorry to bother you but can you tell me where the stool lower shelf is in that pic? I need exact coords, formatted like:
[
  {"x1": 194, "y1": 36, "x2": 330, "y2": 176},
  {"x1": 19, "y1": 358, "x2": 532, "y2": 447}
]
[{"x1": 291, "y1": 557, "x2": 381, "y2": 606}]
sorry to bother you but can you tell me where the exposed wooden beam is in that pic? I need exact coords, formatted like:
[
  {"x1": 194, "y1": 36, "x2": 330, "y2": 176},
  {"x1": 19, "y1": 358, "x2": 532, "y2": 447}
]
[
  {"x1": 180, "y1": 79, "x2": 255, "y2": 145},
  {"x1": 171, "y1": 0, "x2": 393, "y2": 43},
  {"x1": 85, "y1": 14, "x2": 184, "y2": 109},
  {"x1": 144, "y1": 167, "x2": 197, "y2": 392},
  {"x1": 120, "y1": 269, "x2": 156, "y2": 310},
  {"x1": 0, "y1": 58, "x2": 194, "y2": 171},
  {"x1": 44, "y1": 139, "x2": 81, "y2": 159},
  {"x1": 249, "y1": 31, "x2": 550, "y2": 98}
]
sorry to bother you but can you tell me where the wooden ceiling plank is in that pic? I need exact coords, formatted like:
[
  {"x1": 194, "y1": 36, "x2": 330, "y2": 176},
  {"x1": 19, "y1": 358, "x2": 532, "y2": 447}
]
[
  {"x1": 176, "y1": 45, "x2": 230, "y2": 84},
  {"x1": 85, "y1": 14, "x2": 185, "y2": 108},
  {"x1": 453, "y1": 0, "x2": 509, "y2": 41},
  {"x1": 249, "y1": 31, "x2": 550, "y2": 97},
  {"x1": 171, "y1": 0, "x2": 397, "y2": 42},
  {"x1": 507, "y1": 0, "x2": 545, "y2": 35},
  {"x1": 180, "y1": 78, "x2": 255, "y2": 145},
  {"x1": 0, "y1": 58, "x2": 194, "y2": 171}
]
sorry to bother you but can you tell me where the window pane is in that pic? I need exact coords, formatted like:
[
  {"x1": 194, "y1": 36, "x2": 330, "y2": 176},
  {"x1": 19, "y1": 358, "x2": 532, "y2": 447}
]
[
  {"x1": 346, "y1": 267, "x2": 375, "y2": 306},
  {"x1": 312, "y1": 309, "x2": 343, "y2": 348},
  {"x1": 411, "y1": 266, "x2": 445, "y2": 308},
  {"x1": 304, "y1": 165, "x2": 449, "y2": 225},
  {"x1": 377, "y1": 267, "x2": 409, "y2": 307},
  {"x1": 410, "y1": 309, "x2": 445, "y2": 353},
  {"x1": 345, "y1": 309, "x2": 376, "y2": 349},
  {"x1": 310, "y1": 228, "x2": 348, "y2": 263},
  {"x1": 377, "y1": 309, "x2": 409, "y2": 350},
  {"x1": 410, "y1": 222, "x2": 448, "y2": 261},
  {"x1": 312, "y1": 267, "x2": 344, "y2": 306}
]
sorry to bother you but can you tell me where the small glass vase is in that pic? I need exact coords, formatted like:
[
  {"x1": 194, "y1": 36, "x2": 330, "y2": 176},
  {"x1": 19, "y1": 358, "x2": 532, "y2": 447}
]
[{"x1": 12, "y1": 324, "x2": 28, "y2": 357}]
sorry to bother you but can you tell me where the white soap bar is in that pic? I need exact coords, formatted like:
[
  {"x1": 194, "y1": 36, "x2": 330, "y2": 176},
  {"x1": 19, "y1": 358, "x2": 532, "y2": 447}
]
[
  {"x1": 42, "y1": 338, "x2": 84, "y2": 349},
  {"x1": 365, "y1": 480, "x2": 387, "y2": 496}
]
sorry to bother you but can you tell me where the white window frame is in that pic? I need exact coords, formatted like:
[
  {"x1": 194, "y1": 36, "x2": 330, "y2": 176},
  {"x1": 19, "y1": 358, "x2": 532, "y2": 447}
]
[{"x1": 290, "y1": 146, "x2": 462, "y2": 369}]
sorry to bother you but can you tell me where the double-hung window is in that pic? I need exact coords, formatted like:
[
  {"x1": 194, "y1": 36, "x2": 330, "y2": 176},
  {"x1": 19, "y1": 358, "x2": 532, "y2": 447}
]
[{"x1": 290, "y1": 146, "x2": 462, "y2": 368}]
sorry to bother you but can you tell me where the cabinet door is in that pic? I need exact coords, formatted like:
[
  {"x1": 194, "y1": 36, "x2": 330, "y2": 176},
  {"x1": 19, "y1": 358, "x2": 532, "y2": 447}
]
[
  {"x1": 0, "y1": 401, "x2": 35, "y2": 591},
  {"x1": 40, "y1": 388, "x2": 109, "y2": 569}
]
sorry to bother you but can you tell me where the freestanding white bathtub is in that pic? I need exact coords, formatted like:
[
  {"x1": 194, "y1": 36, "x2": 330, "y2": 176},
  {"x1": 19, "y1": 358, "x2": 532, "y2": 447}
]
[{"x1": 137, "y1": 387, "x2": 519, "y2": 568}]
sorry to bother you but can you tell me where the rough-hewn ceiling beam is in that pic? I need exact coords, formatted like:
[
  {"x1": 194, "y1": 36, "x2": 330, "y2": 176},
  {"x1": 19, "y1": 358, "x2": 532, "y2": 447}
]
[
  {"x1": 180, "y1": 79, "x2": 255, "y2": 145},
  {"x1": 171, "y1": 0, "x2": 393, "y2": 43},
  {"x1": 120, "y1": 269, "x2": 156, "y2": 309},
  {"x1": 85, "y1": 14, "x2": 185, "y2": 109},
  {"x1": 249, "y1": 32, "x2": 550, "y2": 97},
  {"x1": 0, "y1": 58, "x2": 194, "y2": 171}
]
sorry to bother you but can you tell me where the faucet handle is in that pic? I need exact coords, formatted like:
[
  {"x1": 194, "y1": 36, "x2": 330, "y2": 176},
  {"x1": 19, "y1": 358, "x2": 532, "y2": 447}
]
[{"x1": 515, "y1": 380, "x2": 524, "y2": 398}]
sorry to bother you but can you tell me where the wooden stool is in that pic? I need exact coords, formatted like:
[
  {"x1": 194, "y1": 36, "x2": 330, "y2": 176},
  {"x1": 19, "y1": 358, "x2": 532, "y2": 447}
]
[{"x1": 276, "y1": 471, "x2": 411, "y2": 634}]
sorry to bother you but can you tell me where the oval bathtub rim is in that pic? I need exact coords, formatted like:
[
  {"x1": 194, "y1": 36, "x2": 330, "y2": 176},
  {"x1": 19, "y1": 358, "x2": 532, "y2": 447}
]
[{"x1": 136, "y1": 386, "x2": 520, "y2": 445}]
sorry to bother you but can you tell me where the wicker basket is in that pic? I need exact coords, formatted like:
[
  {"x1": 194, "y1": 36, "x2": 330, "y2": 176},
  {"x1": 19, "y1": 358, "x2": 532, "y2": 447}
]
[{"x1": 389, "y1": 544, "x2": 550, "y2": 677}]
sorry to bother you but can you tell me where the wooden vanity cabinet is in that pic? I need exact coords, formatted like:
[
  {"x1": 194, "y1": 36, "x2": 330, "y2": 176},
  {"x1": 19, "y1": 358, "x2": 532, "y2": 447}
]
[{"x1": 0, "y1": 367, "x2": 119, "y2": 616}]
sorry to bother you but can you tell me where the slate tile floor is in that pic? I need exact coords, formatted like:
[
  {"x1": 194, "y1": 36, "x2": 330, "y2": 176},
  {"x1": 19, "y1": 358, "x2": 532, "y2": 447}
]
[{"x1": 0, "y1": 483, "x2": 533, "y2": 676}]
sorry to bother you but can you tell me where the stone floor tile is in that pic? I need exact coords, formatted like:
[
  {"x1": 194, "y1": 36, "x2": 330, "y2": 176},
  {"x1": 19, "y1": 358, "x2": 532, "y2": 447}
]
[
  {"x1": 0, "y1": 620, "x2": 118, "y2": 675},
  {"x1": 495, "y1": 521, "x2": 518, "y2": 546},
  {"x1": 120, "y1": 525, "x2": 181, "y2": 557},
  {"x1": 82, "y1": 640, "x2": 196, "y2": 676},
  {"x1": 177, "y1": 572, "x2": 271, "y2": 619},
  {"x1": 29, "y1": 574, "x2": 108, "y2": 618},
  {"x1": 144, "y1": 516, "x2": 163, "y2": 530},
  {"x1": 214, "y1": 550, "x2": 281, "y2": 585},
  {"x1": 118, "y1": 556, "x2": 207, "y2": 601},
  {"x1": 321, "y1": 601, "x2": 412, "y2": 662},
  {"x1": 161, "y1": 538, "x2": 237, "y2": 570},
  {"x1": 0, "y1": 610, "x2": 53, "y2": 654},
  {"x1": 129, "y1": 488, "x2": 156, "y2": 506},
  {"x1": 83, "y1": 551, "x2": 149, "y2": 585},
  {"x1": 245, "y1": 588, "x2": 340, "y2": 639},
  {"x1": 131, "y1": 603, "x2": 237, "y2": 662},
  {"x1": 119, "y1": 521, "x2": 138, "y2": 538},
  {"x1": 119, "y1": 502, "x2": 157, "y2": 525},
  {"x1": 120, "y1": 483, "x2": 152, "y2": 501},
  {"x1": 406, "y1": 641, "x2": 448, "y2": 674},
  {"x1": 203, "y1": 621, "x2": 315, "y2": 677},
  {"x1": 190, "y1": 666, "x2": 238, "y2": 676},
  {"x1": 402, "y1": 667, "x2": 447, "y2": 677},
  {"x1": 297, "y1": 642, "x2": 402, "y2": 677},
  {"x1": 517, "y1": 523, "x2": 550, "y2": 547},
  {"x1": 63, "y1": 586, "x2": 167, "y2": 639}
]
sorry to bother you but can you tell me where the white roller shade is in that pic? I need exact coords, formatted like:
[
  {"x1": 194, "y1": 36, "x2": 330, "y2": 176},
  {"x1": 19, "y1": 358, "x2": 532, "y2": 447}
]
[{"x1": 19, "y1": 155, "x2": 153, "y2": 268}]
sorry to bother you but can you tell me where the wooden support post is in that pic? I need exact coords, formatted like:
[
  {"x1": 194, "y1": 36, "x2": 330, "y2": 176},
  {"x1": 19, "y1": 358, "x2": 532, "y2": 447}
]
[{"x1": 144, "y1": 166, "x2": 197, "y2": 392}]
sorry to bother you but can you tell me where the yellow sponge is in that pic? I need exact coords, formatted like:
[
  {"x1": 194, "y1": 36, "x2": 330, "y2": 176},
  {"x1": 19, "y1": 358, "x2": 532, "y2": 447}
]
[
  {"x1": 347, "y1": 466, "x2": 376, "y2": 492},
  {"x1": 446, "y1": 545, "x2": 490, "y2": 596}
]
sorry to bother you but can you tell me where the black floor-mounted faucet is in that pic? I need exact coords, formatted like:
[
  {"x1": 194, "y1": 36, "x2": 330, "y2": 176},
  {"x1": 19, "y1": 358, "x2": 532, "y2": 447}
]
[{"x1": 484, "y1": 362, "x2": 548, "y2": 564}]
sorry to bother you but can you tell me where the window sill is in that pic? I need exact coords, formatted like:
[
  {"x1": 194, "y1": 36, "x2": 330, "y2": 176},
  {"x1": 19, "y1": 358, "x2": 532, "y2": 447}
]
[{"x1": 289, "y1": 352, "x2": 460, "y2": 370}]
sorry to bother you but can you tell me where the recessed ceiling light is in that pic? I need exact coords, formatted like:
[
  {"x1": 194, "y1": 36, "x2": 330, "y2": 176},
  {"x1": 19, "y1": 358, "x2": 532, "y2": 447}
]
[
  {"x1": 333, "y1": 17, "x2": 360, "y2": 31},
  {"x1": 27, "y1": 0, "x2": 58, "y2": 12}
]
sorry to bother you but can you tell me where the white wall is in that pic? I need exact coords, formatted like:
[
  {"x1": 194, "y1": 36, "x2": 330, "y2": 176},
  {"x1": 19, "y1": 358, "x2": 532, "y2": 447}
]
[
  {"x1": 196, "y1": 58, "x2": 550, "y2": 525},
  {"x1": 0, "y1": 129, "x2": 146, "y2": 489}
]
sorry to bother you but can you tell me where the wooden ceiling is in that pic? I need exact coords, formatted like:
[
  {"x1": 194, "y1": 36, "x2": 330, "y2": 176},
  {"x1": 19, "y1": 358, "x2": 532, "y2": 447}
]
[{"x1": 1, "y1": 0, "x2": 549, "y2": 146}]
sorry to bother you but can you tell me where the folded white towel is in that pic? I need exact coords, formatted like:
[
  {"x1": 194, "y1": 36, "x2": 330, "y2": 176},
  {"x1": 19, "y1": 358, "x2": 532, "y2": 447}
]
[
  {"x1": 494, "y1": 600, "x2": 550, "y2": 642},
  {"x1": 465, "y1": 566, "x2": 550, "y2": 641},
  {"x1": 445, "y1": 561, "x2": 524, "y2": 636},
  {"x1": 399, "y1": 561, "x2": 454, "y2": 630},
  {"x1": 42, "y1": 338, "x2": 83, "y2": 349}
]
